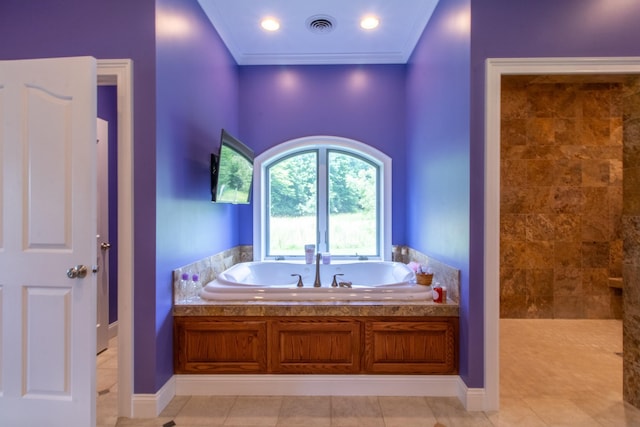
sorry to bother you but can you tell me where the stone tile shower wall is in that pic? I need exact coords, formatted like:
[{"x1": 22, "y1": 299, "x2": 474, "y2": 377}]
[
  {"x1": 622, "y1": 76, "x2": 640, "y2": 408},
  {"x1": 499, "y1": 75, "x2": 634, "y2": 319}
]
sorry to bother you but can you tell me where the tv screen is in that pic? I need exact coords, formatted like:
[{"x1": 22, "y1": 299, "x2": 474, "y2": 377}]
[{"x1": 211, "y1": 129, "x2": 254, "y2": 204}]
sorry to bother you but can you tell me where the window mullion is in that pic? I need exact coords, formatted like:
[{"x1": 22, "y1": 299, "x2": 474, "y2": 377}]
[{"x1": 317, "y1": 148, "x2": 328, "y2": 253}]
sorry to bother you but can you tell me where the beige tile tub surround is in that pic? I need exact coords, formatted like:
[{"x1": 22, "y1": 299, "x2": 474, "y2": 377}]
[
  {"x1": 405, "y1": 246, "x2": 461, "y2": 303},
  {"x1": 499, "y1": 75, "x2": 638, "y2": 319},
  {"x1": 173, "y1": 245, "x2": 253, "y2": 303}
]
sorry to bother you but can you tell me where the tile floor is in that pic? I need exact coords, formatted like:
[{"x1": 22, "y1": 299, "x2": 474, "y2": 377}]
[
  {"x1": 97, "y1": 336, "x2": 119, "y2": 427},
  {"x1": 97, "y1": 319, "x2": 640, "y2": 426}
]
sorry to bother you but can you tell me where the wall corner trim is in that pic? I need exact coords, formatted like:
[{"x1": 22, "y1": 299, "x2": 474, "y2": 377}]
[
  {"x1": 456, "y1": 376, "x2": 486, "y2": 411},
  {"x1": 131, "y1": 376, "x2": 176, "y2": 418}
]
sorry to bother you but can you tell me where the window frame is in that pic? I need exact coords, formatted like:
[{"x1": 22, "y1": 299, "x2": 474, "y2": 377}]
[{"x1": 253, "y1": 135, "x2": 391, "y2": 261}]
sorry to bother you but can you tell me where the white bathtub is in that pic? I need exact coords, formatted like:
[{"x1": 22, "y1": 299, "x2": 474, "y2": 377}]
[{"x1": 199, "y1": 261, "x2": 433, "y2": 302}]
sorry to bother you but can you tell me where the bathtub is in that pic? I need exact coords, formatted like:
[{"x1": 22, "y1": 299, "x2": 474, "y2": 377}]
[{"x1": 199, "y1": 261, "x2": 434, "y2": 302}]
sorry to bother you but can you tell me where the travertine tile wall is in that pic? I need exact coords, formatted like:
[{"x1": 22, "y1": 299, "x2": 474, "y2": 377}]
[
  {"x1": 173, "y1": 245, "x2": 253, "y2": 303},
  {"x1": 399, "y1": 246, "x2": 461, "y2": 303},
  {"x1": 622, "y1": 77, "x2": 640, "y2": 408},
  {"x1": 500, "y1": 75, "x2": 632, "y2": 319}
]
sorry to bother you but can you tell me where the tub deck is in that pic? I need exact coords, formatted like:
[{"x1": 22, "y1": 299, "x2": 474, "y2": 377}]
[{"x1": 173, "y1": 294, "x2": 458, "y2": 317}]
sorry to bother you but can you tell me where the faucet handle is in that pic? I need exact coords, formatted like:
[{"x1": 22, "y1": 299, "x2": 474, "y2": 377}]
[
  {"x1": 291, "y1": 274, "x2": 304, "y2": 287},
  {"x1": 331, "y1": 273, "x2": 344, "y2": 288}
]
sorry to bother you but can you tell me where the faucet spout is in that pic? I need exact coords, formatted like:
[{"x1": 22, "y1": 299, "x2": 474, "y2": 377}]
[
  {"x1": 291, "y1": 273, "x2": 304, "y2": 288},
  {"x1": 313, "y1": 252, "x2": 322, "y2": 287}
]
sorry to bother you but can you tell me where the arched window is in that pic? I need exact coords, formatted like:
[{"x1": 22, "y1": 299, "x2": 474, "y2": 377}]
[{"x1": 253, "y1": 136, "x2": 391, "y2": 261}]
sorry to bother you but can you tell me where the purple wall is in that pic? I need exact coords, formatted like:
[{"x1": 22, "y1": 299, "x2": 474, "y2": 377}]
[
  {"x1": 7, "y1": 0, "x2": 638, "y2": 397},
  {"x1": 97, "y1": 86, "x2": 119, "y2": 325},
  {"x1": 469, "y1": 0, "x2": 640, "y2": 388},
  {"x1": 0, "y1": 0, "x2": 159, "y2": 393},
  {"x1": 238, "y1": 65, "x2": 407, "y2": 245},
  {"x1": 406, "y1": 0, "x2": 475, "y2": 385},
  {"x1": 155, "y1": 0, "x2": 239, "y2": 391}
]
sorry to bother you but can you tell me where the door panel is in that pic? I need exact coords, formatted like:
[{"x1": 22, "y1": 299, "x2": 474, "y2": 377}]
[
  {"x1": 24, "y1": 287, "x2": 71, "y2": 396},
  {"x1": 25, "y1": 86, "x2": 72, "y2": 249},
  {"x1": 0, "y1": 57, "x2": 97, "y2": 427}
]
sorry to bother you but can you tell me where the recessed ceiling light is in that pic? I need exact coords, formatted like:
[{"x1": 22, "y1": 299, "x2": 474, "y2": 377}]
[
  {"x1": 360, "y1": 16, "x2": 379, "y2": 30},
  {"x1": 261, "y1": 17, "x2": 280, "y2": 31}
]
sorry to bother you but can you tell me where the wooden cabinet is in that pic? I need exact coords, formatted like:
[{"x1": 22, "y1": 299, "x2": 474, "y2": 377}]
[
  {"x1": 174, "y1": 316, "x2": 458, "y2": 375},
  {"x1": 174, "y1": 318, "x2": 267, "y2": 374}
]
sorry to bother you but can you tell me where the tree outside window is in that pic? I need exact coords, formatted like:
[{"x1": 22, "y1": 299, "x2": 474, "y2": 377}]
[{"x1": 266, "y1": 148, "x2": 379, "y2": 258}]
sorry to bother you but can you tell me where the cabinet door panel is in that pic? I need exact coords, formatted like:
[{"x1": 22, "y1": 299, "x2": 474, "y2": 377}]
[
  {"x1": 271, "y1": 320, "x2": 360, "y2": 373},
  {"x1": 174, "y1": 319, "x2": 267, "y2": 373},
  {"x1": 364, "y1": 319, "x2": 458, "y2": 374}
]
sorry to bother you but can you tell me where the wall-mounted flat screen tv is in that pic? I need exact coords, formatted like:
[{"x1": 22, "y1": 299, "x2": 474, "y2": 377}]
[{"x1": 211, "y1": 129, "x2": 254, "y2": 204}]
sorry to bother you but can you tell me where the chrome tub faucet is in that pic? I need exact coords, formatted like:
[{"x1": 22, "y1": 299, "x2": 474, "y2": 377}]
[{"x1": 314, "y1": 252, "x2": 322, "y2": 287}]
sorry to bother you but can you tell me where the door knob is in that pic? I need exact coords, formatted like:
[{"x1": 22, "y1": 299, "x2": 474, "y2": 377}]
[
  {"x1": 67, "y1": 265, "x2": 88, "y2": 279},
  {"x1": 100, "y1": 242, "x2": 111, "y2": 250}
]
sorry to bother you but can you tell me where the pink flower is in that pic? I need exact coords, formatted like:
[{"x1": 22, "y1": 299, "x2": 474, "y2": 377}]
[{"x1": 407, "y1": 261, "x2": 421, "y2": 273}]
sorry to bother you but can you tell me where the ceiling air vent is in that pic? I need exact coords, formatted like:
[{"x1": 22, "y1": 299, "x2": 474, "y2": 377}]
[{"x1": 306, "y1": 15, "x2": 335, "y2": 34}]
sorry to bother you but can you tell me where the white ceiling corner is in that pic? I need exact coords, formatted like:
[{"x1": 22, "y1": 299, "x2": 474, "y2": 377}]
[{"x1": 197, "y1": 0, "x2": 439, "y2": 65}]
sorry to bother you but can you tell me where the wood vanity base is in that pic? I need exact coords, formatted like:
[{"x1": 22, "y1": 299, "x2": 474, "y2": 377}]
[{"x1": 174, "y1": 316, "x2": 458, "y2": 375}]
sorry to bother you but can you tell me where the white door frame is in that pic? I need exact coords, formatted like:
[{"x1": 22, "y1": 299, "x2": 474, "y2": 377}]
[
  {"x1": 97, "y1": 59, "x2": 134, "y2": 418},
  {"x1": 484, "y1": 56, "x2": 640, "y2": 411},
  {"x1": 96, "y1": 117, "x2": 110, "y2": 354}
]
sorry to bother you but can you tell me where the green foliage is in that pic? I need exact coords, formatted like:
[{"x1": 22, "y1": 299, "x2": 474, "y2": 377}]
[
  {"x1": 269, "y1": 213, "x2": 376, "y2": 255},
  {"x1": 217, "y1": 145, "x2": 252, "y2": 203},
  {"x1": 329, "y1": 152, "x2": 376, "y2": 214},
  {"x1": 268, "y1": 150, "x2": 376, "y2": 217},
  {"x1": 269, "y1": 152, "x2": 317, "y2": 217},
  {"x1": 267, "y1": 149, "x2": 379, "y2": 256},
  {"x1": 328, "y1": 212, "x2": 377, "y2": 255}
]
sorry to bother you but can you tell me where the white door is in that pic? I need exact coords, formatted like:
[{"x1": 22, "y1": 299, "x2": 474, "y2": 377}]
[
  {"x1": 0, "y1": 57, "x2": 97, "y2": 427},
  {"x1": 96, "y1": 118, "x2": 109, "y2": 354}
]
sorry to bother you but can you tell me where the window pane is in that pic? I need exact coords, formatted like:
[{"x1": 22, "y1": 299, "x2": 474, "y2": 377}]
[
  {"x1": 328, "y1": 151, "x2": 378, "y2": 256},
  {"x1": 267, "y1": 151, "x2": 317, "y2": 256}
]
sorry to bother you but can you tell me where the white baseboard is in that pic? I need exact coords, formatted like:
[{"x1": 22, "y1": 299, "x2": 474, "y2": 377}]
[
  {"x1": 175, "y1": 374, "x2": 461, "y2": 397},
  {"x1": 132, "y1": 376, "x2": 176, "y2": 418},
  {"x1": 132, "y1": 375, "x2": 487, "y2": 417},
  {"x1": 456, "y1": 376, "x2": 487, "y2": 411},
  {"x1": 108, "y1": 321, "x2": 118, "y2": 339}
]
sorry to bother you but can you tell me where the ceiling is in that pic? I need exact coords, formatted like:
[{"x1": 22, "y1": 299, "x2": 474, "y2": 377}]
[{"x1": 197, "y1": 0, "x2": 440, "y2": 65}]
